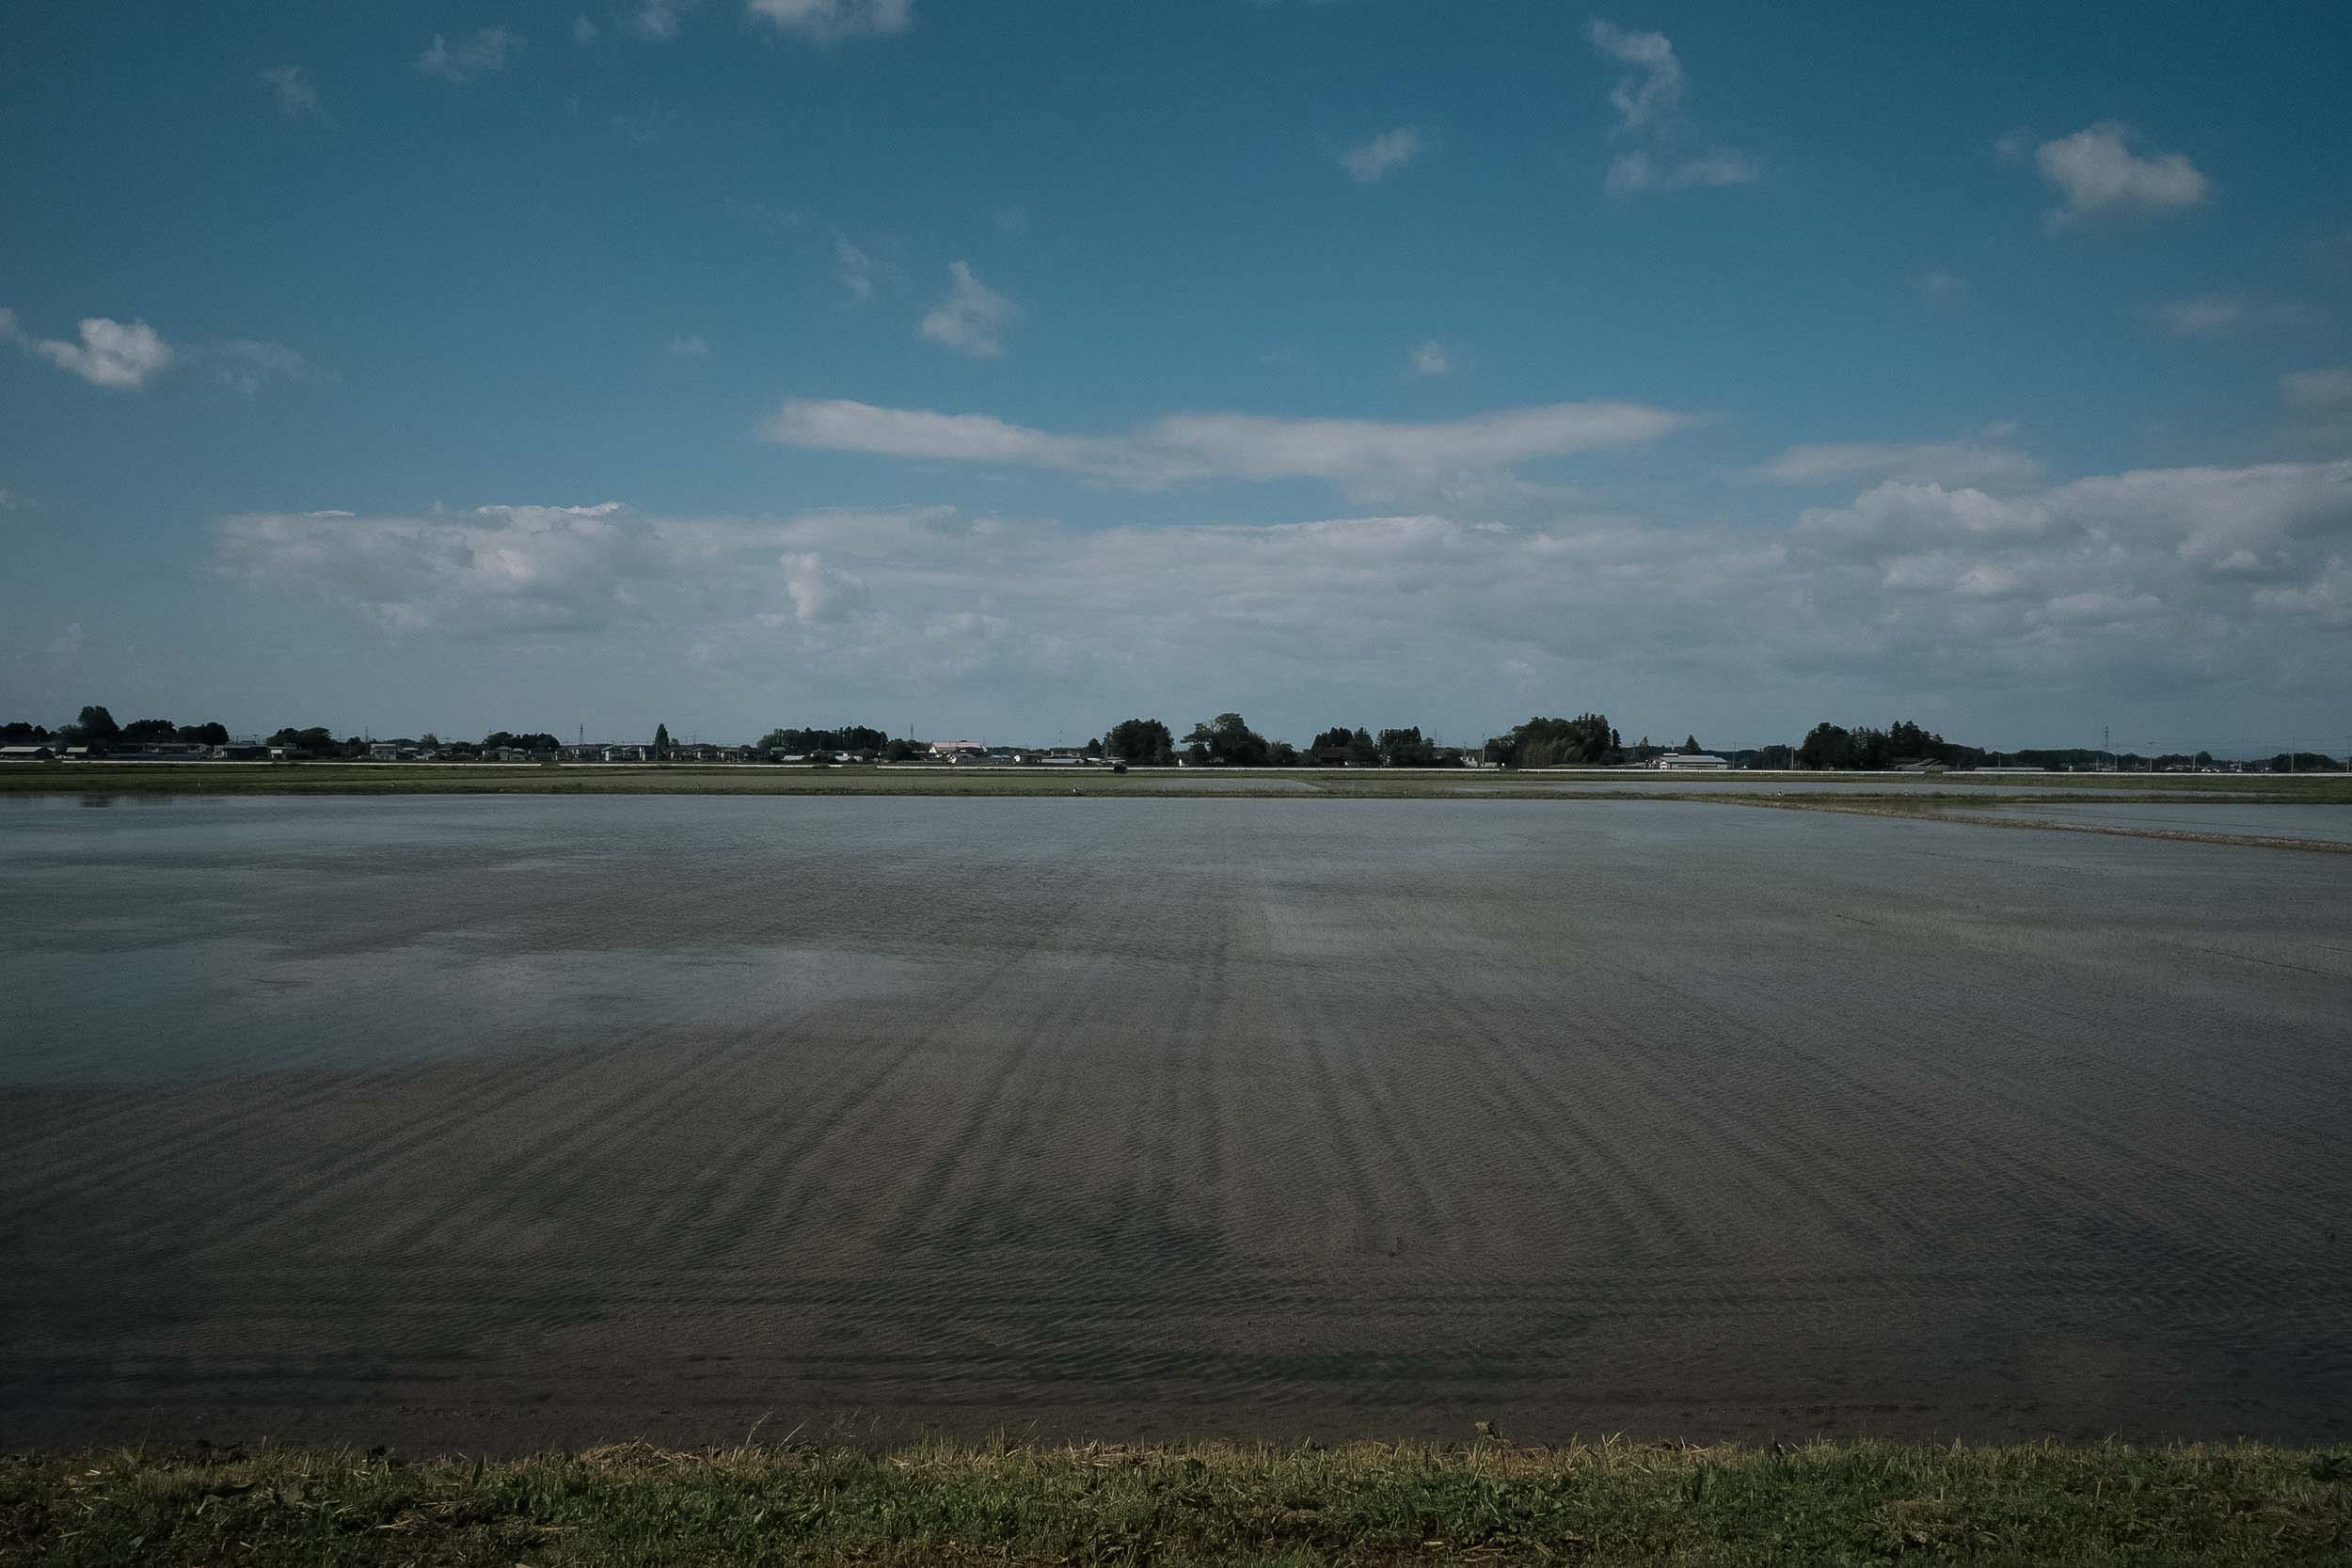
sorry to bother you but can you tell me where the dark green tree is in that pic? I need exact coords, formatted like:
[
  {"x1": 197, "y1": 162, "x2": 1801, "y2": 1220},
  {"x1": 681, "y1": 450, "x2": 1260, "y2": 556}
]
[
  {"x1": 1485, "y1": 714, "x2": 1615, "y2": 768},
  {"x1": 1104, "y1": 718, "x2": 1174, "y2": 765},
  {"x1": 653, "y1": 722, "x2": 672, "y2": 760},
  {"x1": 1185, "y1": 712, "x2": 1270, "y2": 767},
  {"x1": 1377, "y1": 726, "x2": 1437, "y2": 767},
  {"x1": 1682, "y1": 734, "x2": 1700, "y2": 754},
  {"x1": 76, "y1": 705, "x2": 119, "y2": 740},
  {"x1": 1796, "y1": 722, "x2": 1852, "y2": 769}
]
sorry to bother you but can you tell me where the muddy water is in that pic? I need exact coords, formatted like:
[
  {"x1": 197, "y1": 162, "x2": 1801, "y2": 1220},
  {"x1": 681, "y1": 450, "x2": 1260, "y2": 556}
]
[{"x1": 3, "y1": 794, "x2": 2347, "y2": 1450}]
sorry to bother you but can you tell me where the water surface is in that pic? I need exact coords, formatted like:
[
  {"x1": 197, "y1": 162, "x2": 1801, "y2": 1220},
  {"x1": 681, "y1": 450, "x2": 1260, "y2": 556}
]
[{"x1": 5, "y1": 794, "x2": 2347, "y2": 1450}]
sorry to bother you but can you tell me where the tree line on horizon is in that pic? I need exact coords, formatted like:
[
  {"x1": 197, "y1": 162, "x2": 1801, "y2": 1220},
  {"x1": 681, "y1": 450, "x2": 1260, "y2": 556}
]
[{"x1": 6, "y1": 704, "x2": 2341, "y2": 772}]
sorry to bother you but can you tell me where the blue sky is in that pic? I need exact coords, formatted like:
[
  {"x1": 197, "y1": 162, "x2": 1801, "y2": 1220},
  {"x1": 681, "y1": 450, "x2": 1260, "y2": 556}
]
[{"x1": 4, "y1": 0, "x2": 2350, "y2": 752}]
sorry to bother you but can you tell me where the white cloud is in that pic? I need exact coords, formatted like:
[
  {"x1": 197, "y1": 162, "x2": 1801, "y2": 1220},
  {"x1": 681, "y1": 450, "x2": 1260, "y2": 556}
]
[
  {"x1": 1406, "y1": 340, "x2": 1451, "y2": 376},
  {"x1": 2030, "y1": 122, "x2": 2210, "y2": 231},
  {"x1": 665, "y1": 334, "x2": 709, "y2": 358},
  {"x1": 415, "y1": 28, "x2": 521, "y2": 82},
  {"x1": 761, "y1": 396, "x2": 1697, "y2": 489},
  {"x1": 215, "y1": 459, "x2": 2352, "y2": 727},
  {"x1": 1586, "y1": 19, "x2": 1755, "y2": 198},
  {"x1": 834, "y1": 235, "x2": 875, "y2": 303},
  {"x1": 2281, "y1": 366, "x2": 2352, "y2": 410},
  {"x1": 917, "y1": 261, "x2": 1018, "y2": 357},
  {"x1": 1603, "y1": 147, "x2": 1756, "y2": 195},
  {"x1": 1338, "y1": 126, "x2": 1422, "y2": 184},
  {"x1": 2151, "y1": 294, "x2": 2311, "y2": 338},
  {"x1": 746, "y1": 0, "x2": 911, "y2": 41},
  {"x1": 631, "y1": 0, "x2": 693, "y2": 39},
  {"x1": 1756, "y1": 441, "x2": 2043, "y2": 489},
  {"x1": 573, "y1": 14, "x2": 601, "y2": 43},
  {"x1": 1916, "y1": 269, "x2": 1968, "y2": 304},
  {"x1": 1587, "y1": 19, "x2": 1681, "y2": 134},
  {"x1": 261, "y1": 64, "x2": 324, "y2": 121},
  {"x1": 206, "y1": 339, "x2": 308, "y2": 395},
  {"x1": 1, "y1": 309, "x2": 175, "y2": 389}
]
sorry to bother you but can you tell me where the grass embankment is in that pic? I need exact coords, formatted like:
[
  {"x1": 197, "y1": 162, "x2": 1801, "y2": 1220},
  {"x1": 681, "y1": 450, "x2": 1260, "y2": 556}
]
[
  {"x1": 4, "y1": 762, "x2": 2350, "y2": 805},
  {"x1": 5, "y1": 1440, "x2": 2347, "y2": 1565}
]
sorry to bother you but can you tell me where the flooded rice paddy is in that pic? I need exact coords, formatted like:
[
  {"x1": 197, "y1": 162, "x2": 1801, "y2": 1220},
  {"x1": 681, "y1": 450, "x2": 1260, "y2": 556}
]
[{"x1": 4, "y1": 793, "x2": 2348, "y2": 1451}]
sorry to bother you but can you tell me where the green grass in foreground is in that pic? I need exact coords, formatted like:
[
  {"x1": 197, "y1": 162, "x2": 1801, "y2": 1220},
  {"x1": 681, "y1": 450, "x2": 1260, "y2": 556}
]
[{"x1": 5, "y1": 1440, "x2": 2347, "y2": 1566}]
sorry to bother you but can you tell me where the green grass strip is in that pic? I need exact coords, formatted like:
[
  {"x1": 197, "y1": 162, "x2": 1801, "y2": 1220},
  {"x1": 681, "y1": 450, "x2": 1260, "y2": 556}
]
[{"x1": 5, "y1": 1438, "x2": 2348, "y2": 1565}]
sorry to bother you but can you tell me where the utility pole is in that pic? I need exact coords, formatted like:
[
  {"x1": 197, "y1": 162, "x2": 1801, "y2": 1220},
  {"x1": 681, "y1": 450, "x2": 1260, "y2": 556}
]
[{"x1": 2102, "y1": 724, "x2": 2110, "y2": 772}]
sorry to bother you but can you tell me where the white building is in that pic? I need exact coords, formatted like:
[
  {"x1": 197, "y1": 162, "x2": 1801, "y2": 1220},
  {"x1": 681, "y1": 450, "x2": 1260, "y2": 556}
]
[{"x1": 1653, "y1": 752, "x2": 1730, "y2": 770}]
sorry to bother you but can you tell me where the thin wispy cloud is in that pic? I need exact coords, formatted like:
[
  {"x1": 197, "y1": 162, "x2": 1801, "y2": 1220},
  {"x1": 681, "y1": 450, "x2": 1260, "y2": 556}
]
[
  {"x1": 2024, "y1": 122, "x2": 2210, "y2": 231},
  {"x1": 1755, "y1": 440, "x2": 2042, "y2": 489},
  {"x1": 1587, "y1": 19, "x2": 1756, "y2": 197},
  {"x1": 665, "y1": 334, "x2": 710, "y2": 358},
  {"x1": 260, "y1": 64, "x2": 325, "y2": 121},
  {"x1": 2280, "y1": 366, "x2": 2352, "y2": 411},
  {"x1": 834, "y1": 235, "x2": 876, "y2": 303},
  {"x1": 415, "y1": 28, "x2": 521, "y2": 83},
  {"x1": 746, "y1": 0, "x2": 911, "y2": 42},
  {"x1": 1406, "y1": 341, "x2": 1451, "y2": 377},
  {"x1": 917, "y1": 261, "x2": 1018, "y2": 357},
  {"x1": 760, "y1": 396, "x2": 1696, "y2": 489},
  {"x1": 206, "y1": 340, "x2": 308, "y2": 395},
  {"x1": 572, "y1": 14, "x2": 601, "y2": 43},
  {"x1": 2153, "y1": 294, "x2": 2311, "y2": 338},
  {"x1": 1338, "y1": 126, "x2": 1422, "y2": 184},
  {"x1": 1915, "y1": 269, "x2": 1968, "y2": 304}
]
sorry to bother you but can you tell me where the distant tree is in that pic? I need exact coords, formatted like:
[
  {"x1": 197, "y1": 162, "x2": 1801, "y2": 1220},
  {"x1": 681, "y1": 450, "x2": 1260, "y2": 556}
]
[
  {"x1": 1, "y1": 721, "x2": 54, "y2": 741},
  {"x1": 653, "y1": 722, "x2": 672, "y2": 760},
  {"x1": 1309, "y1": 725, "x2": 1356, "y2": 761},
  {"x1": 1268, "y1": 739, "x2": 1299, "y2": 766},
  {"x1": 1682, "y1": 734, "x2": 1700, "y2": 754},
  {"x1": 119, "y1": 718, "x2": 178, "y2": 742},
  {"x1": 1796, "y1": 722, "x2": 1852, "y2": 770},
  {"x1": 178, "y1": 721, "x2": 230, "y2": 746},
  {"x1": 883, "y1": 737, "x2": 917, "y2": 762},
  {"x1": 483, "y1": 731, "x2": 562, "y2": 752},
  {"x1": 756, "y1": 724, "x2": 889, "y2": 755},
  {"x1": 1082, "y1": 736, "x2": 1104, "y2": 758},
  {"x1": 76, "y1": 705, "x2": 120, "y2": 740},
  {"x1": 1184, "y1": 712, "x2": 1270, "y2": 767},
  {"x1": 1104, "y1": 718, "x2": 1174, "y2": 765},
  {"x1": 267, "y1": 725, "x2": 339, "y2": 756},
  {"x1": 1485, "y1": 714, "x2": 1615, "y2": 768},
  {"x1": 419, "y1": 732, "x2": 440, "y2": 750},
  {"x1": 1377, "y1": 726, "x2": 1437, "y2": 768}
]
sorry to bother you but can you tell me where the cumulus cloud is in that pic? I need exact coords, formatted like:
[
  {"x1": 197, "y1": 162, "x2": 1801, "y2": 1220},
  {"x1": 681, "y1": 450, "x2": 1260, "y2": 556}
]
[
  {"x1": 1755, "y1": 440, "x2": 2043, "y2": 489},
  {"x1": 2152, "y1": 294, "x2": 2312, "y2": 338},
  {"x1": 917, "y1": 261, "x2": 1018, "y2": 357},
  {"x1": 746, "y1": 0, "x2": 911, "y2": 41},
  {"x1": 1588, "y1": 19, "x2": 1681, "y2": 134},
  {"x1": 1, "y1": 309, "x2": 175, "y2": 389},
  {"x1": 760, "y1": 396, "x2": 1697, "y2": 489},
  {"x1": 215, "y1": 459, "x2": 2352, "y2": 729},
  {"x1": 2029, "y1": 122, "x2": 2210, "y2": 231},
  {"x1": 1338, "y1": 126, "x2": 1422, "y2": 184},
  {"x1": 1406, "y1": 340, "x2": 1451, "y2": 376},
  {"x1": 1587, "y1": 19, "x2": 1755, "y2": 197},
  {"x1": 415, "y1": 28, "x2": 521, "y2": 82},
  {"x1": 261, "y1": 64, "x2": 324, "y2": 121}
]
